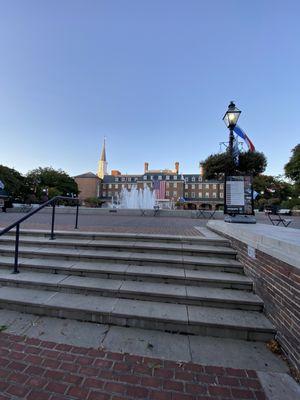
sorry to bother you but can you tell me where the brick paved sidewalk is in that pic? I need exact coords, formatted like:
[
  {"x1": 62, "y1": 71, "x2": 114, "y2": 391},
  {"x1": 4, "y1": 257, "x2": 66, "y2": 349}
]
[
  {"x1": 0, "y1": 332, "x2": 266, "y2": 400},
  {"x1": 0, "y1": 214, "x2": 202, "y2": 236}
]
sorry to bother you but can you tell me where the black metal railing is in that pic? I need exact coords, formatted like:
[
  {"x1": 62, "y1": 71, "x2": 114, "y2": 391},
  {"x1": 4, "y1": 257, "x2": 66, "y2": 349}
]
[{"x1": 0, "y1": 196, "x2": 80, "y2": 274}]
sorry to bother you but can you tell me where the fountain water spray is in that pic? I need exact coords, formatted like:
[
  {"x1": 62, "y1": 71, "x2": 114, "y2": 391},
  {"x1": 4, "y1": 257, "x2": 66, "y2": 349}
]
[{"x1": 117, "y1": 185, "x2": 157, "y2": 209}]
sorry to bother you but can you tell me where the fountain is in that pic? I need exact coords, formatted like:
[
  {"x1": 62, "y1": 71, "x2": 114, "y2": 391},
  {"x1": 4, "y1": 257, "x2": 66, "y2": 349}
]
[{"x1": 116, "y1": 185, "x2": 157, "y2": 209}]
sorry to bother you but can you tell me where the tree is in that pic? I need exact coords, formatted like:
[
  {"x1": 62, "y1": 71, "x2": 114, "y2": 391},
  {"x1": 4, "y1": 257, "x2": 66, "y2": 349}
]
[
  {"x1": 284, "y1": 144, "x2": 300, "y2": 183},
  {"x1": 26, "y1": 167, "x2": 78, "y2": 200},
  {"x1": 0, "y1": 165, "x2": 29, "y2": 201},
  {"x1": 253, "y1": 175, "x2": 294, "y2": 210},
  {"x1": 202, "y1": 151, "x2": 267, "y2": 179}
]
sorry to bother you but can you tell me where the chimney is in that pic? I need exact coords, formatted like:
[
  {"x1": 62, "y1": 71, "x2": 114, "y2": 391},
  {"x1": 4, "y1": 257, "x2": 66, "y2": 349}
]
[
  {"x1": 144, "y1": 162, "x2": 149, "y2": 173},
  {"x1": 175, "y1": 162, "x2": 179, "y2": 174}
]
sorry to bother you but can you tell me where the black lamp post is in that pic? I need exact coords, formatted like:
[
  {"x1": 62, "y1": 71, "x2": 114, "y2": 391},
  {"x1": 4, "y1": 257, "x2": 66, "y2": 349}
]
[{"x1": 222, "y1": 101, "x2": 241, "y2": 157}]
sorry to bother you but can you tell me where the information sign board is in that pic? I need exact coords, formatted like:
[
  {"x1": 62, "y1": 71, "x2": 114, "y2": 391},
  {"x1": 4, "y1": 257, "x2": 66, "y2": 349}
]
[{"x1": 224, "y1": 176, "x2": 254, "y2": 215}]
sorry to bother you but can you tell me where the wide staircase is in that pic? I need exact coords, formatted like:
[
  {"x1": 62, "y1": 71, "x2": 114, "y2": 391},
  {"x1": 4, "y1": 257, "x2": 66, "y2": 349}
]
[{"x1": 0, "y1": 230, "x2": 275, "y2": 341}]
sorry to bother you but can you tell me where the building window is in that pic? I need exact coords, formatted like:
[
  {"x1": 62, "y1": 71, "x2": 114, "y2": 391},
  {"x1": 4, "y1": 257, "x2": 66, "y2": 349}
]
[
  {"x1": 158, "y1": 175, "x2": 162, "y2": 180},
  {"x1": 185, "y1": 184, "x2": 188, "y2": 189},
  {"x1": 108, "y1": 184, "x2": 112, "y2": 189},
  {"x1": 144, "y1": 182, "x2": 147, "y2": 188},
  {"x1": 205, "y1": 192, "x2": 209, "y2": 197},
  {"x1": 220, "y1": 192, "x2": 224, "y2": 198},
  {"x1": 173, "y1": 175, "x2": 177, "y2": 180},
  {"x1": 122, "y1": 184, "x2": 125, "y2": 188},
  {"x1": 191, "y1": 192, "x2": 195, "y2": 198},
  {"x1": 213, "y1": 184, "x2": 217, "y2": 189},
  {"x1": 166, "y1": 175, "x2": 170, "y2": 180},
  {"x1": 143, "y1": 175, "x2": 147, "y2": 180},
  {"x1": 108, "y1": 191, "x2": 111, "y2": 196},
  {"x1": 205, "y1": 184, "x2": 209, "y2": 189},
  {"x1": 166, "y1": 182, "x2": 169, "y2": 188},
  {"x1": 166, "y1": 191, "x2": 169, "y2": 196},
  {"x1": 198, "y1": 176, "x2": 202, "y2": 182},
  {"x1": 192, "y1": 176, "x2": 195, "y2": 182},
  {"x1": 103, "y1": 191, "x2": 106, "y2": 197},
  {"x1": 213, "y1": 193, "x2": 217, "y2": 198},
  {"x1": 115, "y1": 178, "x2": 119, "y2": 182},
  {"x1": 192, "y1": 184, "x2": 195, "y2": 189},
  {"x1": 122, "y1": 177, "x2": 125, "y2": 182},
  {"x1": 185, "y1": 192, "x2": 188, "y2": 197},
  {"x1": 173, "y1": 182, "x2": 177, "y2": 188},
  {"x1": 220, "y1": 184, "x2": 224, "y2": 189},
  {"x1": 199, "y1": 191, "x2": 203, "y2": 197},
  {"x1": 114, "y1": 184, "x2": 118, "y2": 189},
  {"x1": 174, "y1": 191, "x2": 177, "y2": 196}
]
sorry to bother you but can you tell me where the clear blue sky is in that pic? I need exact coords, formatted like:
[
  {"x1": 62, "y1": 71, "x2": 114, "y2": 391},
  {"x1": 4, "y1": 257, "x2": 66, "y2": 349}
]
[{"x1": 0, "y1": 0, "x2": 299, "y2": 177}]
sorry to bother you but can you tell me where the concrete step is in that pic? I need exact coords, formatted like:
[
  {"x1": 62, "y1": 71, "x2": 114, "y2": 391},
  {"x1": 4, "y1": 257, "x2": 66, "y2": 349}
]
[
  {"x1": 0, "y1": 256, "x2": 252, "y2": 289},
  {"x1": 0, "y1": 269, "x2": 261, "y2": 310},
  {"x1": 0, "y1": 286, "x2": 275, "y2": 341},
  {"x1": 0, "y1": 236, "x2": 237, "y2": 258},
  {"x1": 0, "y1": 245, "x2": 243, "y2": 272},
  {"x1": 4, "y1": 229, "x2": 230, "y2": 246}
]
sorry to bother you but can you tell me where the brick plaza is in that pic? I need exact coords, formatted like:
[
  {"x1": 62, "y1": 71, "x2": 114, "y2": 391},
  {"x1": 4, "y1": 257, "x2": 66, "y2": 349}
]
[
  {"x1": 0, "y1": 332, "x2": 266, "y2": 400},
  {"x1": 0, "y1": 211, "x2": 299, "y2": 235}
]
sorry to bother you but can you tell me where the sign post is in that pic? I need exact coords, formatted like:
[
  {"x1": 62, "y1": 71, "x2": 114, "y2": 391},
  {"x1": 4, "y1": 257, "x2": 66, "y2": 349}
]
[{"x1": 224, "y1": 175, "x2": 256, "y2": 223}]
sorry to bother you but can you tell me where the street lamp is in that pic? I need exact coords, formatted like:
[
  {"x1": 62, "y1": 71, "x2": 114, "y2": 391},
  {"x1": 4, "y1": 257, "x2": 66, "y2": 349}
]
[{"x1": 223, "y1": 101, "x2": 241, "y2": 156}]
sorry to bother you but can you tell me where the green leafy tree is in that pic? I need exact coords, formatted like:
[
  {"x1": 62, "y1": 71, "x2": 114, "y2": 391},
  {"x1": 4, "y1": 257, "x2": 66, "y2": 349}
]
[
  {"x1": 284, "y1": 144, "x2": 300, "y2": 183},
  {"x1": 253, "y1": 175, "x2": 294, "y2": 210},
  {"x1": 0, "y1": 165, "x2": 29, "y2": 201},
  {"x1": 26, "y1": 167, "x2": 78, "y2": 201},
  {"x1": 202, "y1": 151, "x2": 267, "y2": 179}
]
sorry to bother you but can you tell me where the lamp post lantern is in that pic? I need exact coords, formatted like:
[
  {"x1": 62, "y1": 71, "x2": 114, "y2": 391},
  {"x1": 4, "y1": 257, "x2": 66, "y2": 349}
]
[{"x1": 222, "y1": 101, "x2": 241, "y2": 157}]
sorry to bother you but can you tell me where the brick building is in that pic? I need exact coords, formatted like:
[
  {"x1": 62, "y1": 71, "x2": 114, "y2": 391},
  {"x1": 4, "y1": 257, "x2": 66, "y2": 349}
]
[
  {"x1": 75, "y1": 141, "x2": 225, "y2": 209},
  {"x1": 101, "y1": 163, "x2": 224, "y2": 210},
  {"x1": 74, "y1": 172, "x2": 100, "y2": 202}
]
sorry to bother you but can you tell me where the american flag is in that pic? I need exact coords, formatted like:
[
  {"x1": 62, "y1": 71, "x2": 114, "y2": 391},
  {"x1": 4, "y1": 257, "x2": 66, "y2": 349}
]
[{"x1": 153, "y1": 180, "x2": 166, "y2": 199}]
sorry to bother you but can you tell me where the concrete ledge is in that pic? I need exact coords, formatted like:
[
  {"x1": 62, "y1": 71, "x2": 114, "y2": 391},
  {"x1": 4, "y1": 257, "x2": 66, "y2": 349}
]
[{"x1": 207, "y1": 221, "x2": 300, "y2": 269}]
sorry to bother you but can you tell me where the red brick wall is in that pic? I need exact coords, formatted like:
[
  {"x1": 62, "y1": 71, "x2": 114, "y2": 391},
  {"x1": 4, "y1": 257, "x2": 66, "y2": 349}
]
[
  {"x1": 75, "y1": 177, "x2": 100, "y2": 201},
  {"x1": 221, "y1": 234, "x2": 299, "y2": 374}
]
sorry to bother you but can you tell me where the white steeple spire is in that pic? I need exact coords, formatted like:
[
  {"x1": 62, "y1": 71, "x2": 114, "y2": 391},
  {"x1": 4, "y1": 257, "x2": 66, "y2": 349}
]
[{"x1": 97, "y1": 138, "x2": 108, "y2": 179}]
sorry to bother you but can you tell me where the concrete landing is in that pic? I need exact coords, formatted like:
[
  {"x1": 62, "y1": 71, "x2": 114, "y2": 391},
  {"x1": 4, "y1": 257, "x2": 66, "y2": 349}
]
[{"x1": 0, "y1": 309, "x2": 287, "y2": 374}]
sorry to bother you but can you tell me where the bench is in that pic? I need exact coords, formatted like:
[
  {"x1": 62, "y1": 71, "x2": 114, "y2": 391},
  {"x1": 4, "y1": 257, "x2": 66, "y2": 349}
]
[
  {"x1": 193, "y1": 209, "x2": 216, "y2": 220},
  {"x1": 265, "y1": 211, "x2": 292, "y2": 227},
  {"x1": 140, "y1": 206, "x2": 160, "y2": 217}
]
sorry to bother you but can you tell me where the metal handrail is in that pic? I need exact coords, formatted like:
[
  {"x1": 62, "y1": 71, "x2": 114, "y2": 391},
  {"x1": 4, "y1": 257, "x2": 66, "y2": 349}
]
[{"x1": 0, "y1": 196, "x2": 80, "y2": 274}]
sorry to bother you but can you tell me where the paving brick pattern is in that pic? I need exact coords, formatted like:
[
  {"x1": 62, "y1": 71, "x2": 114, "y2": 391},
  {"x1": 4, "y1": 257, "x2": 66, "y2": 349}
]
[
  {"x1": 0, "y1": 214, "x2": 202, "y2": 236},
  {"x1": 0, "y1": 332, "x2": 267, "y2": 400},
  {"x1": 1, "y1": 212, "x2": 300, "y2": 236}
]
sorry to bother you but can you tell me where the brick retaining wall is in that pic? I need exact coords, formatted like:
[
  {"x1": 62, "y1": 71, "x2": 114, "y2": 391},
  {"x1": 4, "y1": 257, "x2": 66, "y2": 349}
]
[{"x1": 221, "y1": 234, "x2": 299, "y2": 375}]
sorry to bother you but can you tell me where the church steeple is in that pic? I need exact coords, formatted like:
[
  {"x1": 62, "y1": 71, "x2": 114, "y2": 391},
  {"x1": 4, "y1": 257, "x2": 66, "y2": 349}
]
[{"x1": 97, "y1": 138, "x2": 108, "y2": 179}]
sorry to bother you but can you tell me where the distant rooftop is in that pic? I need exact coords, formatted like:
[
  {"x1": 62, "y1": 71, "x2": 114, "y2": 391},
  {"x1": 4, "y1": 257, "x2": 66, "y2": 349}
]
[{"x1": 74, "y1": 172, "x2": 99, "y2": 179}]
